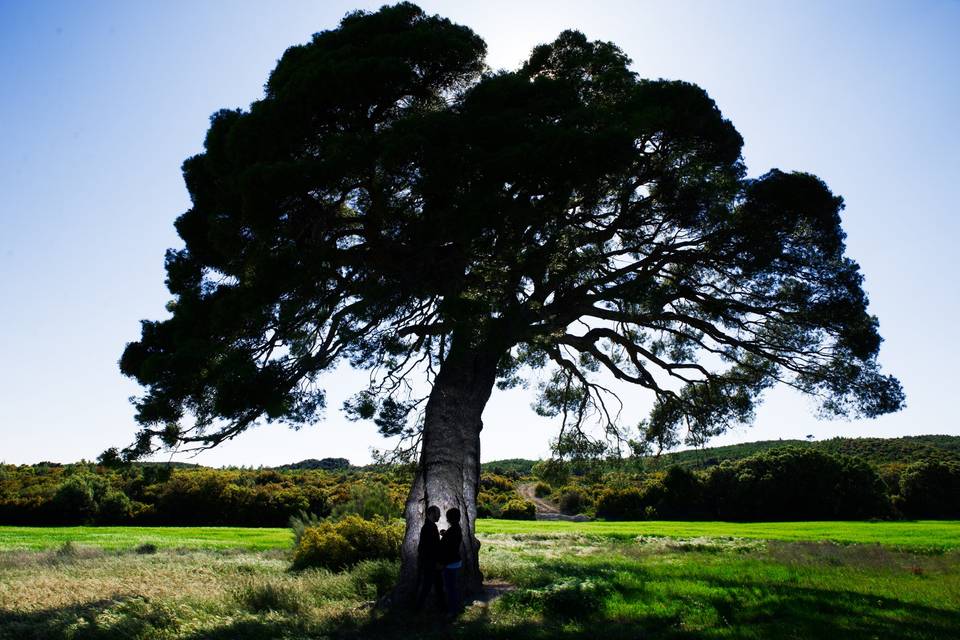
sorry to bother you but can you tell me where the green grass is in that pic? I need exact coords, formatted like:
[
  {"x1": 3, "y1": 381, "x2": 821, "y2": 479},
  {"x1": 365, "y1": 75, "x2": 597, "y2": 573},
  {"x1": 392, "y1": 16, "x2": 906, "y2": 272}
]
[
  {"x1": 0, "y1": 525, "x2": 292, "y2": 551},
  {"x1": 477, "y1": 519, "x2": 960, "y2": 552},
  {"x1": 2, "y1": 520, "x2": 958, "y2": 553},
  {"x1": 1, "y1": 533, "x2": 958, "y2": 639}
]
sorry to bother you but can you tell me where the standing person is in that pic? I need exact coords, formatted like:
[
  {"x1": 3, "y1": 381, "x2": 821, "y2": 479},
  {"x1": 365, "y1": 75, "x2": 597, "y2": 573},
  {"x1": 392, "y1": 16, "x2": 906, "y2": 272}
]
[
  {"x1": 438, "y1": 507, "x2": 463, "y2": 615},
  {"x1": 414, "y1": 505, "x2": 444, "y2": 611}
]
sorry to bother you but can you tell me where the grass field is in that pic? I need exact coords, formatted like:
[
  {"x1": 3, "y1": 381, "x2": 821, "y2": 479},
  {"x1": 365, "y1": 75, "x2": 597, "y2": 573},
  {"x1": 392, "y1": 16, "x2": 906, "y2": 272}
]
[
  {"x1": 2, "y1": 519, "x2": 959, "y2": 552},
  {"x1": 2, "y1": 521, "x2": 959, "y2": 639}
]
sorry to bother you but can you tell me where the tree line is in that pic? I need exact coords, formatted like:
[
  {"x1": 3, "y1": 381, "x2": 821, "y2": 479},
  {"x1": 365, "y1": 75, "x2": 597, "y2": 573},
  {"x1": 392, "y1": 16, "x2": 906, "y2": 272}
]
[{"x1": 1, "y1": 445, "x2": 956, "y2": 526}]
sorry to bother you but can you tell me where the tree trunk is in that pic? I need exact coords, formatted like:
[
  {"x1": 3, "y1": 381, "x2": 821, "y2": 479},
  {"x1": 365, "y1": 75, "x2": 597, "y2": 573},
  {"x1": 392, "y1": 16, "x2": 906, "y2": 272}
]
[{"x1": 395, "y1": 342, "x2": 500, "y2": 606}]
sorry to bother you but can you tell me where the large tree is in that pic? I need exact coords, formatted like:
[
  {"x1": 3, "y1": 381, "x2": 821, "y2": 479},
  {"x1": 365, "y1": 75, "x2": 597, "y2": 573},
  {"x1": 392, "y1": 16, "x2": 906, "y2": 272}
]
[{"x1": 117, "y1": 3, "x2": 903, "y2": 599}]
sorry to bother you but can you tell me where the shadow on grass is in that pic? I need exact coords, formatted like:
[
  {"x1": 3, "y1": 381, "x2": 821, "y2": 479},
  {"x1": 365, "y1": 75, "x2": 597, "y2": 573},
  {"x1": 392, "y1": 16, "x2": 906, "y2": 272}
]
[
  {"x1": 0, "y1": 597, "x2": 164, "y2": 640},
  {"x1": 2, "y1": 560, "x2": 958, "y2": 640}
]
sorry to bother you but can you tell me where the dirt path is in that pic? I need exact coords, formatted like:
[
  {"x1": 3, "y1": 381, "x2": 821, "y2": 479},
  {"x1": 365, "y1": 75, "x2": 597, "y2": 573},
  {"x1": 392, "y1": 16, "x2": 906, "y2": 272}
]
[{"x1": 517, "y1": 482, "x2": 560, "y2": 514}]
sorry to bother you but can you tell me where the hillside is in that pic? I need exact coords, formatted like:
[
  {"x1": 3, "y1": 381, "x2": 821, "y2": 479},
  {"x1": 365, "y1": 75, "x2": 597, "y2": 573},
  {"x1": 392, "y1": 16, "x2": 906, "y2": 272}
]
[
  {"x1": 480, "y1": 435, "x2": 960, "y2": 473},
  {"x1": 646, "y1": 435, "x2": 960, "y2": 470}
]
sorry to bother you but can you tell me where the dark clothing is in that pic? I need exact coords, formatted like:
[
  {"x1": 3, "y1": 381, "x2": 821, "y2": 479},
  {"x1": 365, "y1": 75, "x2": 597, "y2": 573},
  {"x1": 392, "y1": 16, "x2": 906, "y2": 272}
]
[
  {"x1": 414, "y1": 519, "x2": 444, "y2": 611},
  {"x1": 443, "y1": 565, "x2": 460, "y2": 613},
  {"x1": 415, "y1": 565, "x2": 444, "y2": 611},
  {"x1": 417, "y1": 520, "x2": 441, "y2": 567},
  {"x1": 438, "y1": 523, "x2": 462, "y2": 566}
]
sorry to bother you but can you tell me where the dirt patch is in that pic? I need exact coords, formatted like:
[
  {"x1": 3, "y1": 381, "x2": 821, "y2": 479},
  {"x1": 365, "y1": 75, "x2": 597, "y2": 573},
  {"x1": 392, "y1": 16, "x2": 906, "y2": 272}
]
[{"x1": 516, "y1": 483, "x2": 592, "y2": 521}]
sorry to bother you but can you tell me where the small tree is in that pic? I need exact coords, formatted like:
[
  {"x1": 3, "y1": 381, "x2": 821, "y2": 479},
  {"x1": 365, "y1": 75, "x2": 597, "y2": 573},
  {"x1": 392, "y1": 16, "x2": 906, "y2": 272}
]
[{"x1": 117, "y1": 4, "x2": 902, "y2": 598}]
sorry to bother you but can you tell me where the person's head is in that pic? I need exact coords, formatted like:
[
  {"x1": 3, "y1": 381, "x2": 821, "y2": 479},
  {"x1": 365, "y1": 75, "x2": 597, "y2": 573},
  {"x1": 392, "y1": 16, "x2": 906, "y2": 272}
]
[
  {"x1": 446, "y1": 507, "x2": 461, "y2": 524},
  {"x1": 426, "y1": 505, "x2": 441, "y2": 522}
]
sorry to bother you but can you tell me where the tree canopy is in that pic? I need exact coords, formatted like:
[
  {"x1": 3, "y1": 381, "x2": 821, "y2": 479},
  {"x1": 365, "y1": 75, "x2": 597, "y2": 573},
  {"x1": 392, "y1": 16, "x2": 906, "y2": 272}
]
[{"x1": 118, "y1": 2, "x2": 903, "y2": 462}]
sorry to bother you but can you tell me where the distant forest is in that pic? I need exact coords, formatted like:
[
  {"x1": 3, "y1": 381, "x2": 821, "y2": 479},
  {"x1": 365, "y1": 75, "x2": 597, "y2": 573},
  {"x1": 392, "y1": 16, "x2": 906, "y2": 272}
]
[{"x1": 1, "y1": 435, "x2": 957, "y2": 526}]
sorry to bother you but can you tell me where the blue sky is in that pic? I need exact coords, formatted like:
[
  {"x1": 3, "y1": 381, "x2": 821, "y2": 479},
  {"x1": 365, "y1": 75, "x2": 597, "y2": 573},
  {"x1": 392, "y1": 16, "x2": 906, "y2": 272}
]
[{"x1": 1, "y1": 1, "x2": 958, "y2": 466}]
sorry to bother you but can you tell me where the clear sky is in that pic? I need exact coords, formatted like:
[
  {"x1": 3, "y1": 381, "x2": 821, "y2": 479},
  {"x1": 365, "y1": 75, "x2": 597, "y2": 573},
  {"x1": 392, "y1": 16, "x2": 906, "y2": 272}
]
[{"x1": 1, "y1": 1, "x2": 958, "y2": 467}]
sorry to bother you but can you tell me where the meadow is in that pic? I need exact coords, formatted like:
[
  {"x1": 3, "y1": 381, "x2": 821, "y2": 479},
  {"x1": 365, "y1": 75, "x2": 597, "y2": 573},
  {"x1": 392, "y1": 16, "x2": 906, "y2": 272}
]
[
  {"x1": 2, "y1": 521, "x2": 959, "y2": 639},
  {"x1": 3, "y1": 519, "x2": 960, "y2": 552}
]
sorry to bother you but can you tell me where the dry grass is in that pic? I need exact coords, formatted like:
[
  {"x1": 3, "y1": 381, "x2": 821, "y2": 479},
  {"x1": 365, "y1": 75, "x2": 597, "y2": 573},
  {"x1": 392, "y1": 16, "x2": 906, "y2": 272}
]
[
  {"x1": 1, "y1": 534, "x2": 958, "y2": 639},
  {"x1": 0, "y1": 544, "x2": 285, "y2": 613}
]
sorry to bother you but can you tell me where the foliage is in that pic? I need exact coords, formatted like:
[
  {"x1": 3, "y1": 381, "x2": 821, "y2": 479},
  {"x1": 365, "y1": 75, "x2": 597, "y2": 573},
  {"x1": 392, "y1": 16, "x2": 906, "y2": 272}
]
[
  {"x1": 50, "y1": 474, "x2": 103, "y2": 523},
  {"x1": 533, "y1": 482, "x2": 552, "y2": 498},
  {"x1": 351, "y1": 558, "x2": 401, "y2": 600},
  {"x1": 645, "y1": 435, "x2": 960, "y2": 471},
  {"x1": 897, "y1": 461, "x2": 960, "y2": 518},
  {"x1": 595, "y1": 487, "x2": 647, "y2": 521},
  {"x1": 330, "y1": 482, "x2": 400, "y2": 520},
  {"x1": 0, "y1": 463, "x2": 391, "y2": 526},
  {"x1": 288, "y1": 509, "x2": 324, "y2": 547},
  {"x1": 477, "y1": 473, "x2": 521, "y2": 518},
  {"x1": 5, "y1": 439, "x2": 960, "y2": 526},
  {"x1": 499, "y1": 499, "x2": 537, "y2": 520},
  {"x1": 558, "y1": 489, "x2": 591, "y2": 515},
  {"x1": 480, "y1": 459, "x2": 537, "y2": 476},
  {"x1": 532, "y1": 459, "x2": 570, "y2": 488},
  {"x1": 703, "y1": 447, "x2": 891, "y2": 520},
  {"x1": 114, "y1": 4, "x2": 901, "y2": 479},
  {"x1": 275, "y1": 457, "x2": 352, "y2": 471},
  {"x1": 291, "y1": 515, "x2": 404, "y2": 570}
]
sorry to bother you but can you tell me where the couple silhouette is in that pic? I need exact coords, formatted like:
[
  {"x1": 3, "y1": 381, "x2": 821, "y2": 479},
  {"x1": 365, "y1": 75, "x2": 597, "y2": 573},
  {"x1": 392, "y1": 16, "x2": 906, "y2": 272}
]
[{"x1": 414, "y1": 505, "x2": 463, "y2": 614}]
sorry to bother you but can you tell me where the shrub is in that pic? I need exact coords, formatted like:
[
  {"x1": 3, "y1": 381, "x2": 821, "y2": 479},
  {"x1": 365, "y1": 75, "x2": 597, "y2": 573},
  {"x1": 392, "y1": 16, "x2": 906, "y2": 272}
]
[
  {"x1": 534, "y1": 482, "x2": 552, "y2": 498},
  {"x1": 558, "y1": 489, "x2": 589, "y2": 515},
  {"x1": 293, "y1": 526, "x2": 354, "y2": 570},
  {"x1": 351, "y1": 558, "x2": 400, "y2": 599},
  {"x1": 703, "y1": 447, "x2": 889, "y2": 520},
  {"x1": 289, "y1": 509, "x2": 324, "y2": 546},
  {"x1": 98, "y1": 490, "x2": 134, "y2": 523},
  {"x1": 500, "y1": 499, "x2": 536, "y2": 520},
  {"x1": 481, "y1": 473, "x2": 516, "y2": 492},
  {"x1": 477, "y1": 500, "x2": 499, "y2": 518},
  {"x1": 135, "y1": 543, "x2": 158, "y2": 555},
  {"x1": 595, "y1": 488, "x2": 645, "y2": 520},
  {"x1": 292, "y1": 515, "x2": 403, "y2": 570},
  {"x1": 51, "y1": 475, "x2": 102, "y2": 523},
  {"x1": 898, "y1": 461, "x2": 960, "y2": 518}
]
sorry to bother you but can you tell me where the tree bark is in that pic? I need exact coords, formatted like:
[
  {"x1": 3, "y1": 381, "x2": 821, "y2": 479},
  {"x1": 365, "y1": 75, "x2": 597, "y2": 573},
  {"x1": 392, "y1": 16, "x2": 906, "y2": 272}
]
[{"x1": 395, "y1": 341, "x2": 500, "y2": 606}]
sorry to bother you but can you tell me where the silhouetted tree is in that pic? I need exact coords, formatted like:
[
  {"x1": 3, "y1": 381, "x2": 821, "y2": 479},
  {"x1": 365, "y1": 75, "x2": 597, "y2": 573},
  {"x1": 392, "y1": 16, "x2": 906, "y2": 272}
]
[{"x1": 117, "y1": 3, "x2": 903, "y2": 598}]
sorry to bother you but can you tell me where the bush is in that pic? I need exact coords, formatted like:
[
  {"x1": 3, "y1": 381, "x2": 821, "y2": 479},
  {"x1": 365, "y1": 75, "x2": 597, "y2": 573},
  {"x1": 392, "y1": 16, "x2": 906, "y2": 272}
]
[
  {"x1": 351, "y1": 558, "x2": 400, "y2": 599},
  {"x1": 898, "y1": 461, "x2": 960, "y2": 518},
  {"x1": 533, "y1": 482, "x2": 552, "y2": 498},
  {"x1": 481, "y1": 473, "x2": 516, "y2": 492},
  {"x1": 500, "y1": 499, "x2": 536, "y2": 520},
  {"x1": 289, "y1": 509, "x2": 324, "y2": 546},
  {"x1": 293, "y1": 526, "x2": 354, "y2": 570},
  {"x1": 595, "y1": 488, "x2": 646, "y2": 520},
  {"x1": 477, "y1": 501, "x2": 499, "y2": 518},
  {"x1": 635, "y1": 466, "x2": 705, "y2": 519},
  {"x1": 98, "y1": 490, "x2": 134, "y2": 523},
  {"x1": 292, "y1": 515, "x2": 403, "y2": 570},
  {"x1": 558, "y1": 489, "x2": 589, "y2": 515},
  {"x1": 702, "y1": 447, "x2": 890, "y2": 520},
  {"x1": 51, "y1": 475, "x2": 102, "y2": 523}
]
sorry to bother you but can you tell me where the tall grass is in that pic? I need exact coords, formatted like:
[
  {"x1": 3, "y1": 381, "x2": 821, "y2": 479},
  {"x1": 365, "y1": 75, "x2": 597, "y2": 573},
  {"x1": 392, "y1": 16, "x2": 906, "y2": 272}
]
[{"x1": 1, "y1": 531, "x2": 958, "y2": 639}]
